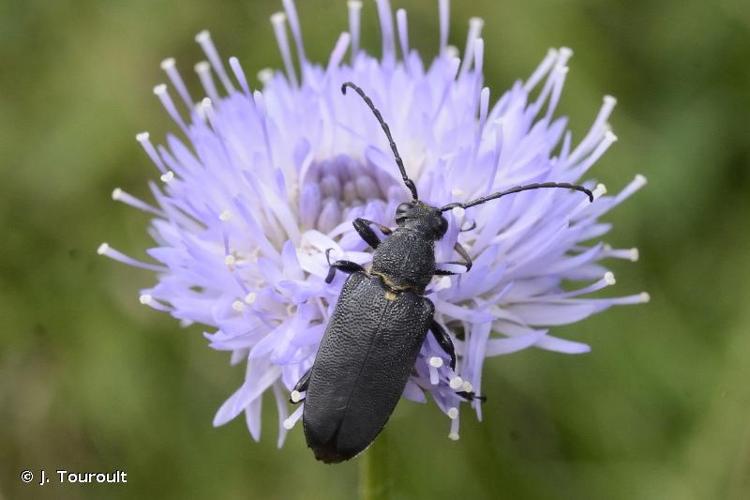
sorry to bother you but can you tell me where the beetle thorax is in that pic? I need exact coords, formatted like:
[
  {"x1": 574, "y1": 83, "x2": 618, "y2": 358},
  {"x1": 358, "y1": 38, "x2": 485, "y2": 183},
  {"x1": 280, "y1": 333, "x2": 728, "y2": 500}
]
[
  {"x1": 368, "y1": 201, "x2": 447, "y2": 293},
  {"x1": 370, "y1": 229, "x2": 436, "y2": 293}
]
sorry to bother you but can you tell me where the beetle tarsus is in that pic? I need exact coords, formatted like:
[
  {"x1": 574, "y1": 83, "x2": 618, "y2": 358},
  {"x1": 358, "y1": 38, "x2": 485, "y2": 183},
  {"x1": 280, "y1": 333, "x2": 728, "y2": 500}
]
[
  {"x1": 456, "y1": 390, "x2": 487, "y2": 403},
  {"x1": 435, "y1": 242, "x2": 472, "y2": 275},
  {"x1": 293, "y1": 369, "x2": 312, "y2": 391}
]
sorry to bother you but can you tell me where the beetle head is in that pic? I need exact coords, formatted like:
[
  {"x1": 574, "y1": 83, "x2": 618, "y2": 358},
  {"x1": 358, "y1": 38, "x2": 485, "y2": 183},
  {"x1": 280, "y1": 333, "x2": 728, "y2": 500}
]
[{"x1": 395, "y1": 201, "x2": 448, "y2": 240}]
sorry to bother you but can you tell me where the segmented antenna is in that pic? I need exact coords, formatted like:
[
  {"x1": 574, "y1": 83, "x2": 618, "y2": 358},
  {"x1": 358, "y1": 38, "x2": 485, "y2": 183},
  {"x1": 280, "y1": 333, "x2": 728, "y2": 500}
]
[
  {"x1": 440, "y1": 182, "x2": 593, "y2": 212},
  {"x1": 341, "y1": 82, "x2": 419, "y2": 200}
]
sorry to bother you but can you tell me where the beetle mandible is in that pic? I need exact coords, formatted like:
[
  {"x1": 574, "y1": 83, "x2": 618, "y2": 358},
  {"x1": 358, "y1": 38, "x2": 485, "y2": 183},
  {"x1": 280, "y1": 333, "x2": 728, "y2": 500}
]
[{"x1": 290, "y1": 82, "x2": 593, "y2": 463}]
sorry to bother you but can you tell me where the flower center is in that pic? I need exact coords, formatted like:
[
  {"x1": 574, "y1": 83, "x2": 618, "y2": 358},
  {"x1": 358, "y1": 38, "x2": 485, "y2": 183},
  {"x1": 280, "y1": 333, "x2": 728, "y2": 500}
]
[{"x1": 299, "y1": 155, "x2": 402, "y2": 233}]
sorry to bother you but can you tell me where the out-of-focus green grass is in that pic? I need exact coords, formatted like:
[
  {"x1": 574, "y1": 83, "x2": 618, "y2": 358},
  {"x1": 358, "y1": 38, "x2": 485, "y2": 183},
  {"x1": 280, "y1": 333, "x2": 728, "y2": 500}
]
[{"x1": 1, "y1": 0, "x2": 748, "y2": 498}]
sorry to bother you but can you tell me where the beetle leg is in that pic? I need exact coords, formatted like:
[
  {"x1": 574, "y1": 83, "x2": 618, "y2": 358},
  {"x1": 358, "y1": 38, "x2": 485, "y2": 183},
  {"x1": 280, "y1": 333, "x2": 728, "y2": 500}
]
[
  {"x1": 325, "y1": 249, "x2": 365, "y2": 283},
  {"x1": 435, "y1": 242, "x2": 472, "y2": 275},
  {"x1": 460, "y1": 220, "x2": 477, "y2": 232},
  {"x1": 290, "y1": 368, "x2": 312, "y2": 404},
  {"x1": 434, "y1": 269, "x2": 459, "y2": 276},
  {"x1": 353, "y1": 218, "x2": 392, "y2": 250},
  {"x1": 429, "y1": 320, "x2": 457, "y2": 370},
  {"x1": 454, "y1": 242, "x2": 472, "y2": 271},
  {"x1": 456, "y1": 391, "x2": 487, "y2": 403}
]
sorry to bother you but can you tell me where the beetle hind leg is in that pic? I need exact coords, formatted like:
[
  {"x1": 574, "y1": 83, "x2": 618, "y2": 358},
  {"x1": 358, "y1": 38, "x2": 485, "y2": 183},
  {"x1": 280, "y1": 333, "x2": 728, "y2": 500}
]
[
  {"x1": 429, "y1": 320, "x2": 457, "y2": 370},
  {"x1": 290, "y1": 368, "x2": 312, "y2": 404},
  {"x1": 456, "y1": 390, "x2": 487, "y2": 403}
]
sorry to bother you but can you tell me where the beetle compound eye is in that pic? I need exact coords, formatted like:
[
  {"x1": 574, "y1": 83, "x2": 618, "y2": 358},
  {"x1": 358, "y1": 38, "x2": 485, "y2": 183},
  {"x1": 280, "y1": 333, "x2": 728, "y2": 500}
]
[{"x1": 436, "y1": 217, "x2": 449, "y2": 237}]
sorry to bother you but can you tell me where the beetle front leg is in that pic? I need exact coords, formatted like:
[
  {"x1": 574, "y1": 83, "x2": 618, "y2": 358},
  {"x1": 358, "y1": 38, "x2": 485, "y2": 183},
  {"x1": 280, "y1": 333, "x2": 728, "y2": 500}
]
[
  {"x1": 290, "y1": 368, "x2": 312, "y2": 404},
  {"x1": 325, "y1": 248, "x2": 365, "y2": 283},
  {"x1": 429, "y1": 319, "x2": 457, "y2": 370},
  {"x1": 353, "y1": 218, "x2": 393, "y2": 250}
]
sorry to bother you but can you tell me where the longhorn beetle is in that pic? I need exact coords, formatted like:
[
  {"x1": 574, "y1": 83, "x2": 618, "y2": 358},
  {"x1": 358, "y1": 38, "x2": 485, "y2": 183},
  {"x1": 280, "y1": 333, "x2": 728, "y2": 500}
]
[{"x1": 290, "y1": 82, "x2": 593, "y2": 463}]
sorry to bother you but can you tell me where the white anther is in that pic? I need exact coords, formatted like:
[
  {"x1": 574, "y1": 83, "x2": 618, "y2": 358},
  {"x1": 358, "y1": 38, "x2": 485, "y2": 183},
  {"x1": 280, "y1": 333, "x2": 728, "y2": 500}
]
[
  {"x1": 200, "y1": 97, "x2": 213, "y2": 110},
  {"x1": 257, "y1": 68, "x2": 274, "y2": 84},
  {"x1": 135, "y1": 131, "x2": 150, "y2": 142},
  {"x1": 153, "y1": 84, "x2": 167, "y2": 96},
  {"x1": 448, "y1": 432, "x2": 460, "y2": 441},
  {"x1": 446, "y1": 45, "x2": 459, "y2": 58},
  {"x1": 604, "y1": 272, "x2": 616, "y2": 285},
  {"x1": 232, "y1": 300, "x2": 245, "y2": 312},
  {"x1": 195, "y1": 30, "x2": 210, "y2": 43},
  {"x1": 97, "y1": 243, "x2": 110, "y2": 255},
  {"x1": 449, "y1": 376, "x2": 463, "y2": 390},
  {"x1": 160, "y1": 171, "x2": 175, "y2": 183},
  {"x1": 160, "y1": 57, "x2": 176, "y2": 70},
  {"x1": 469, "y1": 17, "x2": 484, "y2": 30},
  {"x1": 559, "y1": 46, "x2": 574, "y2": 59},
  {"x1": 451, "y1": 206, "x2": 465, "y2": 219},
  {"x1": 224, "y1": 255, "x2": 236, "y2": 266},
  {"x1": 605, "y1": 130, "x2": 618, "y2": 143},
  {"x1": 219, "y1": 210, "x2": 232, "y2": 222},
  {"x1": 244, "y1": 292, "x2": 257, "y2": 305},
  {"x1": 282, "y1": 417, "x2": 296, "y2": 430},
  {"x1": 593, "y1": 183, "x2": 607, "y2": 199},
  {"x1": 639, "y1": 292, "x2": 651, "y2": 303},
  {"x1": 447, "y1": 407, "x2": 459, "y2": 419},
  {"x1": 139, "y1": 294, "x2": 153, "y2": 305},
  {"x1": 603, "y1": 95, "x2": 617, "y2": 106},
  {"x1": 194, "y1": 61, "x2": 210, "y2": 74},
  {"x1": 634, "y1": 174, "x2": 648, "y2": 186},
  {"x1": 462, "y1": 381, "x2": 473, "y2": 393},
  {"x1": 111, "y1": 188, "x2": 123, "y2": 200},
  {"x1": 429, "y1": 357, "x2": 444, "y2": 368},
  {"x1": 290, "y1": 390, "x2": 303, "y2": 403},
  {"x1": 271, "y1": 11, "x2": 286, "y2": 24},
  {"x1": 629, "y1": 248, "x2": 640, "y2": 262}
]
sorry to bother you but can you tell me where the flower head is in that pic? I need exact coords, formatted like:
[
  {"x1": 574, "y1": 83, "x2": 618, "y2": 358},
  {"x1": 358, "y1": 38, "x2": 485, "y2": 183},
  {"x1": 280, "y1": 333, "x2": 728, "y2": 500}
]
[{"x1": 101, "y1": 0, "x2": 647, "y2": 446}]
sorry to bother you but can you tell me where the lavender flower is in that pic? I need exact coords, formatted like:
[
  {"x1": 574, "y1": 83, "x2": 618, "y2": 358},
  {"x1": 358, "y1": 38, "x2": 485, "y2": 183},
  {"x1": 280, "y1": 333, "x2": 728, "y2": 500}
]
[{"x1": 100, "y1": 0, "x2": 647, "y2": 446}]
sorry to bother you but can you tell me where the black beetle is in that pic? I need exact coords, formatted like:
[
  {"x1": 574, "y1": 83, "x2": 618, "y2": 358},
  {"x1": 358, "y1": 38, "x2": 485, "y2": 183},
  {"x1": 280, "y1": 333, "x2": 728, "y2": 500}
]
[{"x1": 290, "y1": 82, "x2": 593, "y2": 463}]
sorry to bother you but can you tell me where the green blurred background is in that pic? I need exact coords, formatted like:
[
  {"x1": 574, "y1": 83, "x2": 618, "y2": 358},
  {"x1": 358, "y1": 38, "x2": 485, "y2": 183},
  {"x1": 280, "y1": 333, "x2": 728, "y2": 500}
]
[{"x1": 1, "y1": 0, "x2": 749, "y2": 498}]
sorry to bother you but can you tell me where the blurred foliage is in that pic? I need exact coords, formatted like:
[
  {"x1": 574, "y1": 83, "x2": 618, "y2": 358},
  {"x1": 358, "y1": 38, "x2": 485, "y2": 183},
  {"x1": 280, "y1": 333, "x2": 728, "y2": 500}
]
[{"x1": 1, "y1": 0, "x2": 749, "y2": 498}]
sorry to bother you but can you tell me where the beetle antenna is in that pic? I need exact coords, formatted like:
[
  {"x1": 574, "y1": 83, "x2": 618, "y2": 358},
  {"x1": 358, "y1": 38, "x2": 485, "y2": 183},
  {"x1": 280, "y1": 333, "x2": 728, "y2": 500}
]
[
  {"x1": 440, "y1": 182, "x2": 593, "y2": 212},
  {"x1": 341, "y1": 81, "x2": 419, "y2": 200}
]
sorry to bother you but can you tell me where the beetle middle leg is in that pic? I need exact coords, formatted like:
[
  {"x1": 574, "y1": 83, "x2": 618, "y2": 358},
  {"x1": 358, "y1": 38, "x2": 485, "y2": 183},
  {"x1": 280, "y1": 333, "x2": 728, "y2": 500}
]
[
  {"x1": 353, "y1": 218, "x2": 392, "y2": 250},
  {"x1": 435, "y1": 242, "x2": 473, "y2": 276},
  {"x1": 429, "y1": 319, "x2": 457, "y2": 370},
  {"x1": 325, "y1": 248, "x2": 365, "y2": 283}
]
